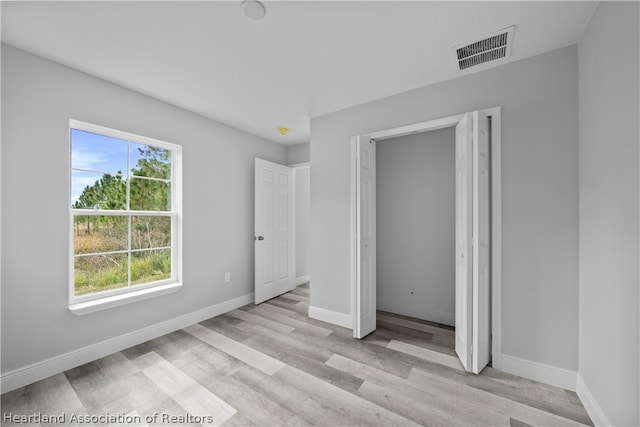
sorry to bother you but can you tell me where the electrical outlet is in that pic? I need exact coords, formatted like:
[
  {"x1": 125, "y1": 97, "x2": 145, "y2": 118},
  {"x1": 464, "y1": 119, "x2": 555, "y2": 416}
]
[{"x1": 224, "y1": 272, "x2": 231, "y2": 283}]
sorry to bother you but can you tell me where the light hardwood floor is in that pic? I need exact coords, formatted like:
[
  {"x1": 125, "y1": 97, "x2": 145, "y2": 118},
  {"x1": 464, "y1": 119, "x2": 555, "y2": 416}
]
[{"x1": 2, "y1": 284, "x2": 592, "y2": 426}]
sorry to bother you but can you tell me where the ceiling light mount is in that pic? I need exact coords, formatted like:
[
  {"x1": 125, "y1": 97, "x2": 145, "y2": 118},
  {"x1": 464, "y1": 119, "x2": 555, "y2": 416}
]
[
  {"x1": 277, "y1": 126, "x2": 290, "y2": 136},
  {"x1": 241, "y1": 0, "x2": 266, "y2": 21}
]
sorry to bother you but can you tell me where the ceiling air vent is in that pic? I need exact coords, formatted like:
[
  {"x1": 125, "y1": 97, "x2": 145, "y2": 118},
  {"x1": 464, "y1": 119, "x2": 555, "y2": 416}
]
[{"x1": 453, "y1": 26, "x2": 515, "y2": 71}]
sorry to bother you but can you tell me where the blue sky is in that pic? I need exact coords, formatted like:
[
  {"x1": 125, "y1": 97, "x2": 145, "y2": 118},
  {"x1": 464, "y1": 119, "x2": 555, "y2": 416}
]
[{"x1": 70, "y1": 129, "x2": 153, "y2": 206}]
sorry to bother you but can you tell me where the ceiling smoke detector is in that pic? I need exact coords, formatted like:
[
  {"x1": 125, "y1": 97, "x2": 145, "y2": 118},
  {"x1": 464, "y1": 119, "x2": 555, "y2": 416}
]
[
  {"x1": 453, "y1": 26, "x2": 515, "y2": 71},
  {"x1": 241, "y1": 0, "x2": 266, "y2": 21}
]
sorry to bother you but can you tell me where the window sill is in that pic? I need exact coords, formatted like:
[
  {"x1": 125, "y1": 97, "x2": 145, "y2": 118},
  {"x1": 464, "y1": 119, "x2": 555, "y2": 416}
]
[{"x1": 69, "y1": 282, "x2": 182, "y2": 316}]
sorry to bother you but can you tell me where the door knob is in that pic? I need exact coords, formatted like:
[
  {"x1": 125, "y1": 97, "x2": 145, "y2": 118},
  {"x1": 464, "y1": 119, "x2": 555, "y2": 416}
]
[{"x1": 255, "y1": 236, "x2": 265, "y2": 241}]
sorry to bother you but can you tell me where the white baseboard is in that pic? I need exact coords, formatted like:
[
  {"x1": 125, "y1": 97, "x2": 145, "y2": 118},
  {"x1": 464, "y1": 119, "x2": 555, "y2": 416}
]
[
  {"x1": 308, "y1": 305, "x2": 352, "y2": 329},
  {"x1": 377, "y1": 299, "x2": 455, "y2": 326},
  {"x1": 295, "y1": 275, "x2": 311, "y2": 286},
  {"x1": 576, "y1": 374, "x2": 612, "y2": 427},
  {"x1": 0, "y1": 293, "x2": 254, "y2": 394},
  {"x1": 500, "y1": 353, "x2": 577, "y2": 391}
]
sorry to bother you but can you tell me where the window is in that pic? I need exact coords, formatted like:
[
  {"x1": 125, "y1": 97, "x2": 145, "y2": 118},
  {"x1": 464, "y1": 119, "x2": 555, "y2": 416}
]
[{"x1": 69, "y1": 120, "x2": 181, "y2": 314}]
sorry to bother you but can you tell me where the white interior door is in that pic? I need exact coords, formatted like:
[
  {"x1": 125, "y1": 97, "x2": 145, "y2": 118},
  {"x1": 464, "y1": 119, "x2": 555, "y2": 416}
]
[
  {"x1": 354, "y1": 135, "x2": 377, "y2": 339},
  {"x1": 455, "y1": 113, "x2": 473, "y2": 371},
  {"x1": 254, "y1": 158, "x2": 295, "y2": 304},
  {"x1": 472, "y1": 111, "x2": 491, "y2": 373}
]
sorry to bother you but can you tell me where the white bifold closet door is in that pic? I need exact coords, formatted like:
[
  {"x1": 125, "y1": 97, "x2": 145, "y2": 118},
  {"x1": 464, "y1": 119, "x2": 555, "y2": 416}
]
[
  {"x1": 455, "y1": 111, "x2": 491, "y2": 374},
  {"x1": 353, "y1": 111, "x2": 491, "y2": 374},
  {"x1": 353, "y1": 135, "x2": 377, "y2": 339}
]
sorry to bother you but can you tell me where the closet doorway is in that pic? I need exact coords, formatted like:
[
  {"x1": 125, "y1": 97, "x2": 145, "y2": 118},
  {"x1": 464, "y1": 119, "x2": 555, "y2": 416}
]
[
  {"x1": 349, "y1": 107, "x2": 502, "y2": 374},
  {"x1": 376, "y1": 126, "x2": 456, "y2": 326}
]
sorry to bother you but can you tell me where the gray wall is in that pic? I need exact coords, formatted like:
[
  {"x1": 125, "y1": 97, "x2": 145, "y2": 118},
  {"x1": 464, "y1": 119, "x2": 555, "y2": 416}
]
[
  {"x1": 578, "y1": 2, "x2": 639, "y2": 425},
  {"x1": 376, "y1": 128, "x2": 455, "y2": 325},
  {"x1": 287, "y1": 142, "x2": 310, "y2": 165},
  {"x1": 310, "y1": 45, "x2": 579, "y2": 371},
  {"x1": 0, "y1": 45, "x2": 287, "y2": 374}
]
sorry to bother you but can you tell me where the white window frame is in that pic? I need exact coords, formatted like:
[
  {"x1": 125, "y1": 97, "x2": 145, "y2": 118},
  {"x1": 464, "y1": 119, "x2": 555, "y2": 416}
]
[{"x1": 68, "y1": 119, "x2": 182, "y2": 315}]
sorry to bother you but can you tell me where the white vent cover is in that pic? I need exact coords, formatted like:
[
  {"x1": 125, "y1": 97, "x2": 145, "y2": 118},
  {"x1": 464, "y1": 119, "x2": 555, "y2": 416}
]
[{"x1": 453, "y1": 26, "x2": 515, "y2": 71}]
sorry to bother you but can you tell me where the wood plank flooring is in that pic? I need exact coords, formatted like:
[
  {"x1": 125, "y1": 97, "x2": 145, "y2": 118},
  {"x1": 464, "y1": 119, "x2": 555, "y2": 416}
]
[{"x1": 1, "y1": 283, "x2": 592, "y2": 426}]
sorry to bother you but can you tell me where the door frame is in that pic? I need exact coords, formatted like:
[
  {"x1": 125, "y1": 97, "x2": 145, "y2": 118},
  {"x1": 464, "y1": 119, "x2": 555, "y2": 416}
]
[
  {"x1": 349, "y1": 106, "x2": 503, "y2": 370},
  {"x1": 290, "y1": 162, "x2": 311, "y2": 286}
]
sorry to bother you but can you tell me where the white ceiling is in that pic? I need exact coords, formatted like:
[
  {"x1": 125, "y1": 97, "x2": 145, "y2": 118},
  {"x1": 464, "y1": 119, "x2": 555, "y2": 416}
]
[{"x1": 1, "y1": 1, "x2": 598, "y2": 145}]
